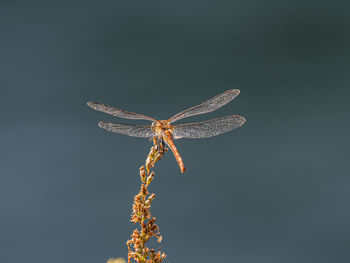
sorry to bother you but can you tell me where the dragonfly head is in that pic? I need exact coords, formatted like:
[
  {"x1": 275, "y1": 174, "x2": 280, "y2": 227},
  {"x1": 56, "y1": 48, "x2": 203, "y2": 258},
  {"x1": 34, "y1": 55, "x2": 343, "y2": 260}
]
[
  {"x1": 151, "y1": 120, "x2": 172, "y2": 133},
  {"x1": 151, "y1": 121, "x2": 163, "y2": 138},
  {"x1": 151, "y1": 121, "x2": 156, "y2": 131}
]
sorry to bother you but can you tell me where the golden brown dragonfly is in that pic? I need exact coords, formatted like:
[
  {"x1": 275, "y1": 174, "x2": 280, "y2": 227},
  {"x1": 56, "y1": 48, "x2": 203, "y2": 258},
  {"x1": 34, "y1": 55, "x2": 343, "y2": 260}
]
[{"x1": 87, "y1": 89, "x2": 245, "y2": 173}]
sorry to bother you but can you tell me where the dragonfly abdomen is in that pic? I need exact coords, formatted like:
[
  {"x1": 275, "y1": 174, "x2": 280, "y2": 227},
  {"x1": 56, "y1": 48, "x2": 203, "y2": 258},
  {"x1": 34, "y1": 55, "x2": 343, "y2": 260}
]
[{"x1": 163, "y1": 134, "x2": 186, "y2": 173}]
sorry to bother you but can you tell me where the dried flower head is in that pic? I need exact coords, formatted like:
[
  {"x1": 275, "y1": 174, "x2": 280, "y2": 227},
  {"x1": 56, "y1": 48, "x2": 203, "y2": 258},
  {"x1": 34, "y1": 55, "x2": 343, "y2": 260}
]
[{"x1": 127, "y1": 140, "x2": 167, "y2": 263}]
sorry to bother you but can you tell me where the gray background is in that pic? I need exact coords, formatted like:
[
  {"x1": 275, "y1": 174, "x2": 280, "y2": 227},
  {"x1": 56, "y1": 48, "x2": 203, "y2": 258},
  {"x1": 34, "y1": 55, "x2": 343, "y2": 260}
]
[{"x1": 1, "y1": 1, "x2": 349, "y2": 263}]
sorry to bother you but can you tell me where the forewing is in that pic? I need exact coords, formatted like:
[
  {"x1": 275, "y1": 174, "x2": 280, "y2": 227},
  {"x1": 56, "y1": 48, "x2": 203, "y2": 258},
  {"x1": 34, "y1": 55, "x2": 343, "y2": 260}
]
[
  {"x1": 98, "y1": 122, "x2": 154, "y2": 138},
  {"x1": 173, "y1": 115, "x2": 245, "y2": 139},
  {"x1": 87, "y1": 102, "x2": 156, "y2": 121},
  {"x1": 168, "y1": 89, "x2": 240, "y2": 123}
]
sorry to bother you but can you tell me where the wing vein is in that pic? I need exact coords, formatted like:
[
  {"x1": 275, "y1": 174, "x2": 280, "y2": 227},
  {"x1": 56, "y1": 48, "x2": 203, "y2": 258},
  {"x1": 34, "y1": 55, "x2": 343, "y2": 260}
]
[
  {"x1": 173, "y1": 115, "x2": 245, "y2": 139},
  {"x1": 168, "y1": 89, "x2": 240, "y2": 123},
  {"x1": 98, "y1": 122, "x2": 154, "y2": 138},
  {"x1": 87, "y1": 102, "x2": 156, "y2": 121}
]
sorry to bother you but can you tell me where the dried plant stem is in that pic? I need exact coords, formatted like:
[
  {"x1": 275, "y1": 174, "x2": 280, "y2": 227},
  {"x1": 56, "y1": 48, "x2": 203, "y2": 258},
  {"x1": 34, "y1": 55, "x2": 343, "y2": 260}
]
[{"x1": 126, "y1": 138, "x2": 167, "y2": 263}]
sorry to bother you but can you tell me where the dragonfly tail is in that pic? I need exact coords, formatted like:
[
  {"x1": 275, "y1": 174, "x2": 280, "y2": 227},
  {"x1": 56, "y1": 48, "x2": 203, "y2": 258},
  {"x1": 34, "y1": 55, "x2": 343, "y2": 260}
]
[{"x1": 164, "y1": 136, "x2": 186, "y2": 173}]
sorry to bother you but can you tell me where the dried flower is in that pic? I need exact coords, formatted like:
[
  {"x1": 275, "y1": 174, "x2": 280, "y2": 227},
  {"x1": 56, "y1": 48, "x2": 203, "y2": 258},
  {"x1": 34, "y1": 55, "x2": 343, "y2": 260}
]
[
  {"x1": 139, "y1": 167, "x2": 146, "y2": 184},
  {"x1": 146, "y1": 172, "x2": 155, "y2": 186},
  {"x1": 127, "y1": 140, "x2": 167, "y2": 263}
]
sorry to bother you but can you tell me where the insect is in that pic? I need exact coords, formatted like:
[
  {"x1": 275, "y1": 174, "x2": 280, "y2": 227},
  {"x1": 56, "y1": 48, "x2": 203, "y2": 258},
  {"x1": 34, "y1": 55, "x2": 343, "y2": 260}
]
[{"x1": 87, "y1": 89, "x2": 245, "y2": 173}]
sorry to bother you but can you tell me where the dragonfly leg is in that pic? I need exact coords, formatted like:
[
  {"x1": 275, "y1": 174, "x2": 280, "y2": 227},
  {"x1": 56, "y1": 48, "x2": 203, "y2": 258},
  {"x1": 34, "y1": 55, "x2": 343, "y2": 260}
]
[
  {"x1": 153, "y1": 140, "x2": 167, "y2": 163},
  {"x1": 145, "y1": 137, "x2": 168, "y2": 172},
  {"x1": 158, "y1": 138, "x2": 165, "y2": 154}
]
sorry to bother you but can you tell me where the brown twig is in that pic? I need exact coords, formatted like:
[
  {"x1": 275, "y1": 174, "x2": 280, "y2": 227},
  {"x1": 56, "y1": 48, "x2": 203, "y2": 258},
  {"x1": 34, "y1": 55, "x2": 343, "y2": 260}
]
[{"x1": 126, "y1": 139, "x2": 167, "y2": 263}]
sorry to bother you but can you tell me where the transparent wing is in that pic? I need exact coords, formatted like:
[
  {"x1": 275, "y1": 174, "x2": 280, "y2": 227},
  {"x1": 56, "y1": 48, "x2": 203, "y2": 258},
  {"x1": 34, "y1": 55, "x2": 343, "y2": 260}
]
[
  {"x1": 168, "y1": 89, "x2": 240, "y2": 123},
  {"x1": 98, "y1": 121, "x2": 154, "y2": 138},
  {"x1": 173, "y1": 115, "x2": 245, "y2": 139},
  {"x1": 87, "y1": 102, "x2": 156, "y2": 121}
]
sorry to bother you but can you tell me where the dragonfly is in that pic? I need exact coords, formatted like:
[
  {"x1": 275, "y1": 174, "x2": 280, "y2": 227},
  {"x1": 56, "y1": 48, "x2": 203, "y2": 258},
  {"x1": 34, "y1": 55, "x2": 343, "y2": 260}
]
[{"x1": 87, "y1": 89, "x2": 245, "y2": 173}]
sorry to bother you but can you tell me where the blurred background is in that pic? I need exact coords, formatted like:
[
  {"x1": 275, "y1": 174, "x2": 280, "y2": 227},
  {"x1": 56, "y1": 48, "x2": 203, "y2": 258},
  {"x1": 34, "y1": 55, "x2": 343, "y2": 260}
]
[{"x1": 1, "y1": 1, "x2": 349, "y2": 262}]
